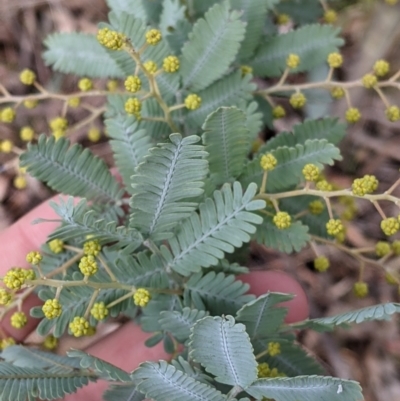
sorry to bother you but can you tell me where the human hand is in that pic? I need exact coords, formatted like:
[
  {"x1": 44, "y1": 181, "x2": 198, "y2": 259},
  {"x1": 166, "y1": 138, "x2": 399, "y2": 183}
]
[{"x1": 0, "y1": 199, "x2": 309, "y2": 400}]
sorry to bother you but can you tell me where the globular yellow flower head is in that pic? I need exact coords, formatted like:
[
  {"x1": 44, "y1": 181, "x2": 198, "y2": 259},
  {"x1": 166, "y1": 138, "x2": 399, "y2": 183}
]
[
  {"x1": 43, "y1": 334, "x2": 58, "y2": 350},
  {"x1": 385, "y1": 106, "x2": 400, "y2": 122},
  {"x1": 345, "y1": 107, "x2": 361, "y2": 124},
  {"x1": 323, "y1": 9, "x2": 337, "y2": 24},
  {"x1": 133, "y1": 288, "x2": 151, "y2": 307},
  {"x1": 79, "y1": 255, "x2": 98, "y2": 277},
  {"x1": 309, "y1": 200, "x2": 324, "y2": 215},
  {"x1": 124, "y1": 75, "x2": 142, "y2": 93},
  {"x1": 49, "y1": 117, "x2": 68, "y2": 132},
  {"x1": 90, "y1": 302, "x2": 109, "y2": 320},
  {"x1": 10, "y1": 311, "x2": 27, "y2": 329},
  {"x1": 20, "y1": 126, "x2": 35, "y2": 142},
  {"x1": 373, "y1": 59, "x2": 390, "y2": 77},
  {"x1": 326, "y1": 219, "x2": 344, "y2": 236},
  {"x1": 240, "y1": 65, "x2": 253, "y2": 76},
  {"x1": 362, "y1": 73, "x2": 377, "y2": 89},
  {"x1": 0, "y1": 107, "x2": 16, "y2": 123},
  {"x1": 273, "y1": 212, "x2": 292, "y2": 230},
  {"x1": 381, "y1": 217, "x2": 399, "y2": 236},
  {"x1": 163, "y1": 56, "x2": 180, "y2": 73},
  {"x1": 375, "y1": 241, "x2": 391, "y2": 257},
  {"x1": 42, "y1": 299, "x2": 62, "y2": 320},
  {"x1": 267, "y1": 342, "x2": 281, "y2": 356},
  {"x1": 0, "y1": 139, "x2": 14, "y2": 153},
  {"x1": 276, "y1": 14, "x2": 290, "y2": 25},
  {"x1": 302, "y1": 164, "x2": 320, "y2": 182},
  {"x1": 392, "y1": 240, "x2": 400, "y2": 256},
  {"x1": 257, "y1": 362, "x2": 286, "y2": 378},
  {"x1": 78, "y1": 78, "x2": 93, "y2": 92},
  {"x1": 144, "y1": 60, "x2": 158, "y2": 74},
  {"x1": 353, "y1": 281, "x2": 369, "y2": 298},
  {"x1": 69, "y1": 316, "x2": 89, "y2": 337},
  {"x1": 330, "y1": 86, "x2": 345, "y2": 99},
  {"x1": 83, "y1": 240, "x2": 101, "y2": 256},
  {"x1": 23, "y1": 99, "x2": 38, "y2": 109},
  {"x1": 19, "y1": 69, "x2": 36, "y2": 85},
  {"x1": 289, "y1": 92, "x2": 306, "y2": 109},
  {"x1": 185, "y1": 94, "x2": 202, "y2": 110},
  {"x1": 106, "y1": 79, "x2": 119, "y2": 92},
  {"x1": 146, "y1": 29, "x2": 162, "y2": 45},
  {"x1": 68, "y1": 97, "x2": 81, "y2": 108},
  {"x1": 286, "y1": 54, "x2": 300, "y2": 69},
  {"x1": 87, "y1": 127, "x2": 101, "y2": 142},
  {"x1": 0, "y1": 337, "x2": 16, "y2": 351},
  {"x1": 272, "y1": 105, "x2": 286, "y2": 119},
  {"x1": 0, "y1": 289, "x2": 12, "y2": 305},
  {"x1": 260, "y1": 153, "x2": 277, "y2": 171},
  {"x1": 316, "y1": 179, "x2": 333, "y2": 191},
  {"x1": 13, "y1": 176, "x2": 27, "y2": 190},
  {"x1": 327, "y1": 52, "x2": 343, "y2": 69},
  {"x1": 3, "y1": 268, "x2": 34, "y2": 290},
  {"x1": 124, "y1": 98, "x2": 142, "y2": 116},
  {"x1": 26, "y1": 251, "x2": 42, "y2": 265},
  {"x1": 351, "y1": 175, "x2": 378, "y2": 196},
  {"x1": 385, "y1": 272, "x2": 398, "y2": 285},
  {"x1": 48, "y1": 239, "x2": 64, "y2": 254},
  {"x1": 314, "y1": 256, "x2": 330, "y2": 272},
  {"x1": 97, "y1": 27, "x2": 125, "y2": 50}
]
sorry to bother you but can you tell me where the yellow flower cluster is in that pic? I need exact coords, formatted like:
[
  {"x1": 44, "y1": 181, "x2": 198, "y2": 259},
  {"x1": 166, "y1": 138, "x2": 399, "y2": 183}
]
[
  {"x1": 0, "y1": 289, "x2": 12, "y2": 305},
  {"x1": 163, "y1": 56, "x2": 180, "y2": 73},
  {"x1": 302, "y1": 164, "x2": 320, "y2": 182},
  {"x1": 133, "y1": 288, "x2": 151, "y2": 307},
  {"x1": 267, "y1": 342, "x2": 281, "y2": 356},
  {"x1": 3, "y1": 268, "x2": 35, "y2": 290},
  {"x1": 272, "y1": 105, "x2": 286, "y2": 119},
  {"x1": 362, "y1": 73, "x2": 377, "y2": 89},
  {"x1": 146, "y1": 29, "x2": 162, "y2": 45},
  {"x1": 260, "y1": 153, "x2": 277, "y2": 171},
  {"x1": 385, "y1": 106, "x2": 400, "y2": 122},
  {"x1": 373, "y1": 59, "x2": 390, "y2": 77},
  {"x1": 83, "y1": 240, "x2": 101, "y2": 256},
  {"x1": 90, "y1": 302, "x2": 109, "y2": 320},
  {"x1": 19, "y1": 68, "x2": 36, "y2": 85},
  {"x1": 316, "y1": 179, "x2": 333, "y2": 191},
  {"x1": 78, "y1": 78, "x2": 93, "y2": 92},
  {"x1": 87, "y1": 127, "x2": 101, "y2": 142},
  {"x1": 43, "y1": 334, "x2": 58, "y2": 350},
  {"x1": 124, "y1": 75, "x2": 142, "y2": 93},
  {"x1": 49, "y1": 117, "x2": 68, "y2": 139},
  {"x1": 14, "y1": 176, "x2": 27, "y2": 190},
  {"x1": 10, "y1": 311, "x2": 27, "y2": 329},
  {"x1": 124, "y1": 98, "x2": 142, "y2": 117},
  {"x1": 20, "y1": 126, "x2": 35, "y2": 142},
  {"x1": 107, "y1": 80, "x2": 118, "y2": 91},
  {"x1": 331, "y1": 86, "x2": 345, "y2": 99},
  {"x1": 144, "y1": 60, "x2": 158, "y2": 74},
  {"x1": 0, "y1": 139, "x2": 13, "y2": 153},
  {"x1": 309, "y1": 200, "x2": 324, "y2": 215},
  {"x1": 68, "y1": 97, "x2": 81, "y2": 108},
  {"x1": 326, "y1": 219, "x2": 344, "y2": 236},
  {"x1": 42, "y1": 299, "x2": 62, "y2": 319},
  {"x1": 381, "y1": 217, "x2": 399, "y2": 236},
  {"x1": 289, "y1": 92, "x2": 306, "y2": 109},
  {"x1": 345, "y1": 107, "x2": 361, "y2": 124},
  {"x1": 97, "y1": 27, "x2": 125, "y2": 50},
  {"x1": 273, "y1": 212, "x2": 291, "y2": 229},
  {"x1": 351, "y1": 175, "x2": 378, "y2": 196},
  {"x1": 48, "y1": 239, "x2": 64, "y2": 254},
  {"x1": 286, "y1": 54, "x2": 300, "y2": 69},
  {"x1": 327, "y1": 52, "x2": 343, "y2": 68},
  {"x1": 23, "y1": 99, "x2": 38, "y2": 109},
  {"x1": 323, "y1": 9, "x2": 337, "y2": 24},
  {"x1": 26, "y1": 251, "x2": 42, "y2": 265},
  {"x1": 375, "y1": 241, "x2": 391, "y2": 257},
  {"x1": 0, "y1": 107, "x2": 16, "y2": 123},
  {"x1": 79, "y1": 255, "x2": 98, "y2": 276},
  {"x1": 276, "y1": 14, "x2": 290, "y2": 25},
  {"x1": 392, "y1": 240, "x2": 400, "y2": 256},
  {"x1": 257, "y1": 362, "x2": 286, "y2": 378},
  {"x1": 353, "y1": 281, "x2": 368, "y2": 298},
  {"x1": 0, "y1": 337, "x2": 16, "y2": 350},
  {"x1": 314, "y1": 256, "x2": 330, "y2": 272},
  {"x1": 185, "y1": 94, "x2": 202, "y2": 110},
  {"x1": 69, "y1": 316, "x2": 89, "y2": 337},
  {"x1": 240, "y1": 65, "x2": 253, "y2": 75}
]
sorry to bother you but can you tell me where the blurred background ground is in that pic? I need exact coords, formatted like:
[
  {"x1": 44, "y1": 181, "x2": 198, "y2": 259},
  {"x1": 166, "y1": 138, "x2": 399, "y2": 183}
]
[{"x1": 1, "y1": 1, "x2": 400, "y2": 400}]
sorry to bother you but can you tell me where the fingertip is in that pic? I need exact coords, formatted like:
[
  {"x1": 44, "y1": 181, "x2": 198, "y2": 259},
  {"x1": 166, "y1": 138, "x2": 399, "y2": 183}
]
[{"x1": 239, "y1": 270, "x2": 309, "y2": 323}]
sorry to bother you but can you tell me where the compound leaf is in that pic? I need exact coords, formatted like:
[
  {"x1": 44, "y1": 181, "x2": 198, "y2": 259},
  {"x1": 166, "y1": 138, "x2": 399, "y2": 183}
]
[
  {"x1": 190, "y1": 315, "x2": 257, "y2": 388},
  {"x1": 106, "y1": 0, "x2": 148, "y2": 20},
  {"x1": 181, "y1": 1, "x2": 246, "y2": 91},
  {"x1": 103, "y1": 383, "x2": 144, "y2": 401}
]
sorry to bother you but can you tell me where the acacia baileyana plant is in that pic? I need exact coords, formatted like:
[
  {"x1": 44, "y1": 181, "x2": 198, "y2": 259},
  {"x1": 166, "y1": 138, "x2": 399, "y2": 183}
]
[{"x1": 1, "y1": 0, "x2": 400, "y2": 400}]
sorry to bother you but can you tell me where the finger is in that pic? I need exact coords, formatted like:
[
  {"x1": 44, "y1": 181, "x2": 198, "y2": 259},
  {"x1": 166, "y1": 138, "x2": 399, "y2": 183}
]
[
  {"x1": 239, "y1": 270, "x2": 309, "y2": 323},
  {"x1": 63, "y1": 322, "x2": 169, "y2": 401}
]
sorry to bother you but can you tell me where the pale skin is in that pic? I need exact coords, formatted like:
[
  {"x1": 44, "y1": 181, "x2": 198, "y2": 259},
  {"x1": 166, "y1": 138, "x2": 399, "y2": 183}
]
[{"x1": 0, "y1": 199, "x2": 309, "y2": 400}]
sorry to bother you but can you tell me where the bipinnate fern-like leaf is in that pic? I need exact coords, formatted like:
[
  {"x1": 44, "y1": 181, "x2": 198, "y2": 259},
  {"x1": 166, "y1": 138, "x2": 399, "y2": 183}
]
[
  {"x1": 47, "y1": 198, "x2": 143, "y2": 252},
  {"x1": 276, "y1": 0, "x2": 323, "y2": 24},
  {"x1": 294, "y1": 302, "x2": 400, "y2": 331},
  {"x1": 232, "y1": 0, "x2": 279, "y2": 62},
  {"x1": 20, "y1": 135, "x2": 122, "y2": 204},
  {"x1": 67, "y1": 350, "x2": 132, "y2": 382},
  {"x1": 202, "y1": 107, "x2": 250, "y2": 186},
  {"x1": 105, "y1": 115, "x2": 152, "y2": 192},
  {"x1": 254, "y1": 217, "x2": 310, "y2": 254},
  {"x1": 159, "y1": 0, "x2": 186, "y2": 36},
  {"x1": 190, "y1": 315, "x2": 258, "y2": 388},
  {"x1": 103, "y1": 382, "x2": 144, "y2": 401},
  {"x1": 132, "y1": 360, "x2": 226, "y2": 401},
  {"x1": 129, "y1": 134, "x2": 208, "y2": 240},
  {"x1": 161, "y1": 182, "x2": 266, "y2": 276},
  {"x1": 236, "y1": 293, "x2": 293, "y2": 339},
  {"x1": 260, "y1": 117, "x2": 347, "y2": 153},
  {"x1": 183, "y1": 271, "x2": 254, "y2": 316},
  {"x1": 43, "y1": 33, "x2": 126, "y2": 78},
  {"x1": 240, "y1": 139, "x2": 342, "y2": 192},
  {"x1": 180, "y1": 1, "x2": 246, "y2": 91},
  {"x1": 251, "y1": 24, "x2": 344, "y2": 77},
  {"x1": 105, "y1": 0, "x2": 148, "y2": 20},
  {"x1": 246, "y1": 376, "x2": 363, "y2": 401}
]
